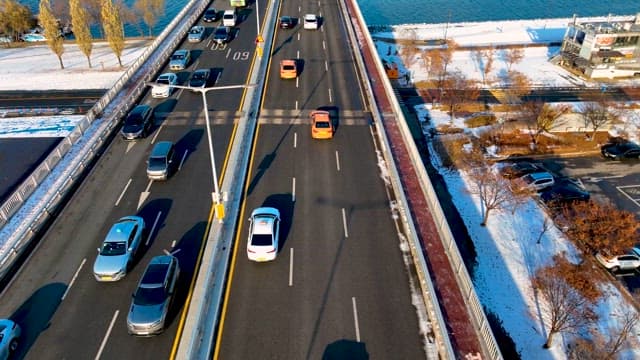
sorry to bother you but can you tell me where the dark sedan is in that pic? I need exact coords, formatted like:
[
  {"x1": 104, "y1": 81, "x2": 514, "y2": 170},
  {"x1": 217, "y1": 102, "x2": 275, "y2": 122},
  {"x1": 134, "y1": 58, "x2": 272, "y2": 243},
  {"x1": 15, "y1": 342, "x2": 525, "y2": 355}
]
[
  {"x1": 279, "y1": 16, "x2": 294, "y2": 29},
  {"x1": 203, "y1": 8, "x2": 218, "y2": 22},
  {"x1": 601, "y1": 142, "x2": 640, "y2": 160},
  {"x1": 540, "y1": 178, "x2": 590, "y2": 206},
  {"x1": 499, "y1": 161, "x2": 542, "y2": 179},
  {"x1": 189, "y1": 69, "x2": 210, "y2": 89},
  {"x1": 213, "y1": 26, "x2": 231, "y2": 44},
  {"x1": 120, "y1": 104, "x2": 153, "y2": 140}
]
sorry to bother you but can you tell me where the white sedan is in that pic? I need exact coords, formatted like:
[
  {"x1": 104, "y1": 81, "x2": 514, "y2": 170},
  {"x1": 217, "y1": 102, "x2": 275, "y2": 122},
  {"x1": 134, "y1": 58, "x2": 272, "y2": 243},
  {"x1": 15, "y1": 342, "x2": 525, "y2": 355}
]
[
  {"x1": 152, "y1": 73, "x2": 178, "y2": 98},
  {"x1": 303, "y1": 14, "x2": 319, "y2": 30},
  {"x1": 247, "y1": 207, "x2": 280, "y2": 262}
]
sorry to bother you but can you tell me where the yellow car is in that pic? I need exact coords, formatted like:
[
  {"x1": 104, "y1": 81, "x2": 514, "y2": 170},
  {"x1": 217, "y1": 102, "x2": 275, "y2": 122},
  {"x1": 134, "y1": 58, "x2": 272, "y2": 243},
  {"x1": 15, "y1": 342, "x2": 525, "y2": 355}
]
[
  {"x1": 310, "y1": 110, "x2": 334, "y2": 139},
  {"x1": 279, "y1": 59, "x2": 297, "y2": 79}
]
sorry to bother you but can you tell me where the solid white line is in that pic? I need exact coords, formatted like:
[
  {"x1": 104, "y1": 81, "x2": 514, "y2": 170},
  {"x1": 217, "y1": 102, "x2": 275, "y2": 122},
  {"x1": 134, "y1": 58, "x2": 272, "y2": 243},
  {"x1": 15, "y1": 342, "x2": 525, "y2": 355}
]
[
  {"x1": 179, "y1": 150, "x2": 188, "y2": 171},
  {"x1": 352, "y1": 297, "x2": 361, "y2": 342},
  {"x1": 292, "y1": 177, "x2": 296, "y2": 202},
  {"x1": 342, "y1": 208, "x2": 348, "y2": 238},
  {"x1": 616, "y1": 187, "x2": 640, "y2": 208},
  {"x1": 294, "y1": 132, "x2": 297, "y2": 148},
  {"x1": 145, "y1": 179, "x2": 153, "y2": 193},
  {"x1": 61, "y1": 258, "x2": 86, "y2": 301},
  {"x1": 95, "y1": 310, "x2": 119, "y2": 360},
  {"x1": 146, "y1": 211, "x2": 162, "y2": 246},
  {"x1": 325, "y1": 60, "x2": 328, "y2": 72},
  {"x1": 115, "y1": 179, "x2": 132, "y2": 206},
  {"x1": 150, "y1": 123, "x2": 163, "y2": 144},
  {"x1": 328, "y1": 88, "x2": 333, "y2": 103},
  {"x1": 335, "y1": 151, "x2": 341, "y2": 171},
  {"x1": 289, "y1": 248, "x2": 294, "y2": 286},
  {"x1": 176, "y1": 88, "x2": 184, "y2": 99},
  {"x1": 206, "y1": 39, "x2": 212, "y2": 47}
]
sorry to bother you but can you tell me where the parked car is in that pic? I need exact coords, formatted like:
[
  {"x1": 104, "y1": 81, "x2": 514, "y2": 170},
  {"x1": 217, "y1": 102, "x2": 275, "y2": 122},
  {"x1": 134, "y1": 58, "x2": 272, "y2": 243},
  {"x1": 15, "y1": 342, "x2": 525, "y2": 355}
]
[
  {"x1": 222, "y1": 9, "x2": 237, "y2": 27},
  {"x1": 539, "y1": 178, "x2": 590, "y2": 205},
  {"x1": 518, "y1": 171, "x2": 555, "y2": 192},
  {"x1": 169, "y1": 49, "x2": 190, "y2": 71},
  {"x1": 303, "y1": 14, "x2": 319, "y2": 30},
  {"x1": 310, "y1": 110, "x2": 334, "y2": 139},
  {"x1": 147, "y1": 141, "x2": 176, "y2": 180},
  {"x1": 203, "y1": 8, "x2": 218, "y2": 22},
  {"x1": 127, "y1": 255, "x2": 180, "y2": 336},
  {"x1": 189, "y1": 69, "x2": 211, "y2": 89},
  {"x1": 187, "y1": 26, "x2": 205, "y2": 43},
  {"x1": 600, "y1": 142, "x2": 640, "y2": 160},
  {"x1": 499, "y1": 161, "x2": 542, "y2": 179},
  {"x1": 151, "y1": 73, "x2": 178, "y2": 98},
  {"x1": 121, "y1": 104, "x2": 154, "y2": 140},
  {"x1": 0, "y1": 319, "x2": 20, "y2": 359},
  {"x1": 93, "y1": 216, "x2": 145, "y2": 282},
  {"x1": 212, "y1": 26, "x2": 231, "y2": 44},
  {"x1": 279, "y1": 59, "x2": 297, "y2": 79},
  {"x1": 247, "y1": 207, "x2": 280, "y2": 262},
  {"x1": 595, "y1": 249, "x2": 640, "y2": 272},
  {"x1": 279, "y1": 16, "x2": 294, "y2": 29}
]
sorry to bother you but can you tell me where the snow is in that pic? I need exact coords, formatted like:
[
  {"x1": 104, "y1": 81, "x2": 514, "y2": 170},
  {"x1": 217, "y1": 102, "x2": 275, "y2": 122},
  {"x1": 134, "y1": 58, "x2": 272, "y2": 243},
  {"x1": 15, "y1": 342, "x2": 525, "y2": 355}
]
[{"x1": 0, "y1": 15, "x2": 639, "y2": 359}]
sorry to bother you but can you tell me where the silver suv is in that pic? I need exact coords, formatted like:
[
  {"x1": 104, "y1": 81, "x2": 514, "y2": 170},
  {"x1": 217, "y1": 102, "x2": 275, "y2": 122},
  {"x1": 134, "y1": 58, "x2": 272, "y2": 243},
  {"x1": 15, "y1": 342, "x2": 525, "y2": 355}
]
[
  {"x1": 147, "y1": 141, "x2": 175, "y2": 180},
  {"x1": 595, "y1": 249, "x2": 640, "y2": 272},
  {"x1": 127, "y1": 255, "x2": 180, "y2": 336},
  {"x1": 93, "y1": 216, "x2": 145, "y2": 282}
]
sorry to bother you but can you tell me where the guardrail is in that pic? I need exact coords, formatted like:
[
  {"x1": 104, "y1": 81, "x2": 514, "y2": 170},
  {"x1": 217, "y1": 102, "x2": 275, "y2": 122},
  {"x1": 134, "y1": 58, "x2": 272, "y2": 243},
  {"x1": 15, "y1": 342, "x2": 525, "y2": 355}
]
[
  {"x1": 344, "y1": 0, "x2": 502, "y2": 359},
  {"x1": 0, "y1": 0, "x2": 209, "y2": 281}
]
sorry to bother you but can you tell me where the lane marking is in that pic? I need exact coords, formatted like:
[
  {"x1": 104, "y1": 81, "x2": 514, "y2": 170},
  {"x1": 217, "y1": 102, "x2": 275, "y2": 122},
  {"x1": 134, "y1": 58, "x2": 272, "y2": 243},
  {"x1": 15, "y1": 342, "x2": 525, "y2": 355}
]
[
  {"x1": 323, "y1": 40, "x2": 326, "y2": 50},
  {"x1": 325, "y1": 60, "x2": 328, "y2": 72},
  {"x1": 225, "y1": 48, "x2": 231, "y2": 59},
  {"x1": 295, "y1": 100, "x2": 299, "y2": 111},
  {"x1": 616, "y1": 186, "x2": 640, "y2": 208},
  {"x1": 289, "y1": 248, "x2": 294, "y2": 286},
  {"x1": 176, "y1": 88, "x2": 184, "y2": 99},
  {"x1": 61, "y1": 258, "x2": 86, "y2": 301},
  {"x1": 297, "y1": 32, "x2": 300, "y2": 41},
  {"x1": 297, "y1": 50, "x2": 300, "y2": 59},
  {"x1": 296, "y1": 76, "x2": 299, "y2": 88},
  {"x1": 95, "y1": 310, "x2": 119, "y2": 360},
  {"x1": 146, "y1": 211, "x2": 162, "y2": 246},
  {"x1": 352, "y1": 297, "x2": 361, "y2": 342},
  {"x1": 335, "y1": 151, "x2": 341, "y2": 171},
  {"x1": 292, "y1": 177, "x2": 296, "y2": 202},
  {"x1": 342, "y1": 208, "x2": 348, "y2": 238},
  {"x1": 328, "y1": 88, "x2": 333, "y2": 103},
  {"x1": 151, "y1": 123, "x2": 164, "y2": 144},
  {"x1": 171, "y1": 240, "x2": 176, "y2": 248},
  {"x1": 294, "y1": 132, "x2": 297, "y2": 148},
  {"x1": 206, "y1": 39, "x2": 212, "y2": 47},
  {"x1": 115, "y1": 179, "x2": 132, "y2": 206},
  {"x1": 179, "y1": 150, "x2": 189, "y2": 171}
]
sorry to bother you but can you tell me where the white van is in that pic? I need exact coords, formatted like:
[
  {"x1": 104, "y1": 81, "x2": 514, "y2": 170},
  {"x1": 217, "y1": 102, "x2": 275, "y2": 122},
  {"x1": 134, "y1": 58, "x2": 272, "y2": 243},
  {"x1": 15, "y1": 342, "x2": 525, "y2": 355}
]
[{"x1": 222, "y1": 10, "x2": 237, "y2": 27}]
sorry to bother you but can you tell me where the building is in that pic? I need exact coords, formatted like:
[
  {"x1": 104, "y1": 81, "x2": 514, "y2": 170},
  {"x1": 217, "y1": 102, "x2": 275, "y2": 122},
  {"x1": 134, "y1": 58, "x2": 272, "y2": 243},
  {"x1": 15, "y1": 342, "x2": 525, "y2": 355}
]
[{"x1": 559, "y1": 14, "x2": 640, "y2": 79}]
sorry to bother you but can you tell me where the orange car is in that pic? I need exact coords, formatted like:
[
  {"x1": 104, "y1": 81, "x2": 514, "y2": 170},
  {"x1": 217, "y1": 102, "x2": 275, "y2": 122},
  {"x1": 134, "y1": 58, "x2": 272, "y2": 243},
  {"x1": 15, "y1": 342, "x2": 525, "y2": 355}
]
[
  {"x1": 279, "y1": 59, "x2": 297, "y2": 79},
  {"x1": 310, "y1": 110, "x2": 334, "y2": 139}
]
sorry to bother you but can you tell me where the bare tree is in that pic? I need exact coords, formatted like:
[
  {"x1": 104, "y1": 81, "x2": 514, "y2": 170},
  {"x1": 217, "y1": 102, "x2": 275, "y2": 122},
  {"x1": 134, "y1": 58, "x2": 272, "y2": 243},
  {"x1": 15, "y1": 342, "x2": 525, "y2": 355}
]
[
  {"x1": 521, "y1": 101, "x2": 570, "y2": 150},
  {"x1": 39, "y1": 0, "x2": 65, "y2": 69},
  {"x1": 568, "y1": 310, "x2": 640, "y2": 360},
  {"x1": 579, "y1": 101, "x2": 617, "y2": 140},
  {"x1": 441, "y1": 71, "x2": 480, "y2": 121},
  {"x1": 602, "y1": 310, "x2": 640, "y2": 359},
  {"x1": 70, "y1": 0, "x2": 93, "y2": 67},
  {"x1": 504, "y1": 47, "x2": 524, "y2": 72},
  {"x1": 482, "y1": 48, "x2": 494, "y2": 86},
  {"x1": 439, "y1": 39, "x2": 458, "y2": 89},
  {"x1": 101, "y1": 0, "x2": 124, "y2": 67},
  {"x1": 532, "y1": 254, "x2": 599, "y2": 349},
  {"x1": 536, "y1": 217, "x2": 552, "y2": 244},
  {"x1": 0, "y1": 0, "x2": 32, "y2": 43},
  {"x1": 561, "y1": 201, "x2": 639, "y2": 256},
  {"x1": 423, "y1": 49, "x2": 444, "y2": 86}
]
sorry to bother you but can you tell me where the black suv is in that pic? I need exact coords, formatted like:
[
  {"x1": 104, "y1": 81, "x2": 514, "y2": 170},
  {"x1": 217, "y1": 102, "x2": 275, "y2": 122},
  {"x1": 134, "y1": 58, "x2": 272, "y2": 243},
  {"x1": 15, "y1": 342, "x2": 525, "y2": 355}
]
[
  {"x1": 203, "y1": 8, "x2": 218, "y2": 22},
  {"x1": 121, "y1": 104, "x2": 153, "y2": 140}
]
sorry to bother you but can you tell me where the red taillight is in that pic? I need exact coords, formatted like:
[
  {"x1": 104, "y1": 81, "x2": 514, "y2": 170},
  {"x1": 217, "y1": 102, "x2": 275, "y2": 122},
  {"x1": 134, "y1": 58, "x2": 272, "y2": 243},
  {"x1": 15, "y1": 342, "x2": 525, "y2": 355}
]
[
  {"x1": 266, "y1": 249, "x2": 276, "y2": 253},
  {"x1": 247, "y1": 249, "x2": 255, "y2": 253}
]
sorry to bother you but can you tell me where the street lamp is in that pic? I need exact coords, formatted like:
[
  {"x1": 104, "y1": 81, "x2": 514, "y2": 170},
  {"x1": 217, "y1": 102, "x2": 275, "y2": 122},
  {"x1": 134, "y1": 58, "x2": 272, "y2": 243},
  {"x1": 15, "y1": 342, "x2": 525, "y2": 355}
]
[{"x1": 146, "y1": 82, "x2": 255, "y2": 222}]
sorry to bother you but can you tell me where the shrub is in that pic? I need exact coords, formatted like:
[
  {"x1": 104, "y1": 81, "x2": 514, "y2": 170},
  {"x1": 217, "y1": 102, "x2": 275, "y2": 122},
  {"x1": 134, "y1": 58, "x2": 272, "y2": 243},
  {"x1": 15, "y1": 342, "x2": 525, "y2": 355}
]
[{"x1": 464, "y1": 113, "x2": 497, "y2": 128}]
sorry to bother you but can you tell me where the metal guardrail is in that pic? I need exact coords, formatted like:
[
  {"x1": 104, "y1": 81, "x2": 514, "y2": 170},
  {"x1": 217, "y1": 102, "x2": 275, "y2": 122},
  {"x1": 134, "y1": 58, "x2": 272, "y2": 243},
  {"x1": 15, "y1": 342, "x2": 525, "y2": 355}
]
[{"x1": 0, "y1": 0, "x2": 209, "y2": 281}]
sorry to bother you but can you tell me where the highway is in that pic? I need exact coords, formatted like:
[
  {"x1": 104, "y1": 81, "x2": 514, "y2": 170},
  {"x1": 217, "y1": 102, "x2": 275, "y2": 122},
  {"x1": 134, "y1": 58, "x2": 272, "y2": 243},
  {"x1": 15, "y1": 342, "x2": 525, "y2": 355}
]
[
  {"x1": 214, "y1": 0, "x2": 424, "y2": 358},
  {"x1": 0, "y1": 1, "x2": 263, "y2": 359},
  {"x1": 0, "y1": 0, "x2": 426, "y2": 359}
]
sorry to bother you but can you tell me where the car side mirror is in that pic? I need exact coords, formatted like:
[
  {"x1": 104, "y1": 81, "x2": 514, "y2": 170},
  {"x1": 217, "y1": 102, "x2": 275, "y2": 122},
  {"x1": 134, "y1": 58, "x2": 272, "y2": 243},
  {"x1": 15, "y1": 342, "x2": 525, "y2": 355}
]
[
  {"x1": 97, "y1": 247, "x2": 100, "y2": 253},
  {"x1": 128, "y1": 247, "x2": 133, "y2": 252}
]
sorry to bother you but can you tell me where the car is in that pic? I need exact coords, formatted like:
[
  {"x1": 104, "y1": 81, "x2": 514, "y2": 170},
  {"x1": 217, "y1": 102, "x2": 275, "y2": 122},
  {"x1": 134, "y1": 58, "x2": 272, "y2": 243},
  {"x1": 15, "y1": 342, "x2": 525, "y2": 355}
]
[
  {"x1": 222, "y1": 9, "x2": 237, "y2": 27},
  {"x1": 120, "y1": 104, "x2": 154, "y2": 140},
  {"x1": 189, "y1": 68, "x2": 211, "y2": 88},
  {"x1": 279, "y1": 16, "x2": 294, "y2": 29},
  {"x1": 127, "y1": 255, "x2": 180, "y2": 336},
  {"x1": 600, "y1": 142, "x2": 640, "y2": 160},
  {"x1": 539, "y1": 178, "x2": 590, "y2": 205},
  {"x1": 147, "y1": 141, "x2": 176, "y2": 180},
  {"x1": 169, "y1": 49, "x2": 190, "y2": 71},
  {"x1": 311, "y1": 110, "x2": 334, "y2": 139},
  {"x1": 499, "y1": 161, "x2": 542, "y2": 179},
  {"x1": 202, "y1": 8, "x2": 218, "y2": 22},
  {"x1": 93, "y1": 216, "x2": 146, "y2": 282},
  {"x1": 279, "y1": 59, "x2": 297, "y2": 79},
  {"x1": 212, "y1": 26, "x2": 231, "y2": 44},
  {"x1": 151, "y1": 73, "x2": 178, "y2": 98},
  {"x1": 0, "y1": 319, "x2": 20, "y2": 359},
  {"x1": 303, "y1": 14, "x2": 319, "y2": 30},
  {"x1": 247, "y1": 207, "x2": 280, "y2": 262},
  {"x1": 518, "y1": 171, "x2": 555, "y2": 192},
  {"x1": 187, "y1": 25, "x2": 205, "y2": 42},
  {"x1": 595, "y1": 249, "x2": 640, "y2": 272}
]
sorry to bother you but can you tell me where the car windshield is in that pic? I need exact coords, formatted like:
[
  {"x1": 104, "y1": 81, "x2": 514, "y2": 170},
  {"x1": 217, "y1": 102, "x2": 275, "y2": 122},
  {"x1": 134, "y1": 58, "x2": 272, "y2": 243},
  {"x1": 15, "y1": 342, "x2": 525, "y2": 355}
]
[
  {"x1": 100, "y1": 241, "x2": 127, "y2": 256},
  {"x1": 126, "y1": 114, "x2": 144, "y2": 126},
  {"x1": 315, "y1": 121, "x2": 331, "y2": 128},
  {"x1": 193, "y1": 72, "x2": 205, "y2": 80},
  {"x1": 306, "y1": 17, "x2": 316, "y2": 23},
  {"x1": 172, "y1": 54, "x2": 184, "y2": 60},
  {"x1": 205, "y1": 10, "x2": 215, "y2": 15},
  {"x1": 251, "y1": 234, "x2": 272, "y2": 246},
  {"x1": 190, "y1": 28, "x2": 200, "y2": 34},
  {"x1": 134, "y1": 285, "x2": 166, "y2": 306},
  {"x1": 157, "y1": 78, "x2": 169, "y2": 85},
  {"x1": 215, "y1": 28, "x2": 227, "y2": 36},
  {"x1": 282, "y1": 65, "x2": 295, "y2": 70}
]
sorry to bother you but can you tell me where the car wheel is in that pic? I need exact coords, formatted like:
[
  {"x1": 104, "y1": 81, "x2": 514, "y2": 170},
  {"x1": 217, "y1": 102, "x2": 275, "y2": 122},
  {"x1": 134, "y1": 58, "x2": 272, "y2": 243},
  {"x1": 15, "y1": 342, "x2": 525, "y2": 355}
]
[
  {"x1": 9, "y1": 338, "x2": 18, "y2": 352},
  {"x1": 611, "y1": 266, "x2": 620, "y2": 272}
]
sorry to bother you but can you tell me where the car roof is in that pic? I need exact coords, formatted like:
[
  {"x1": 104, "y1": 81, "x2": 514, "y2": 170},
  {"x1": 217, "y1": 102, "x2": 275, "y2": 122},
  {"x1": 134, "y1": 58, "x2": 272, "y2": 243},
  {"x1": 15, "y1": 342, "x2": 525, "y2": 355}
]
[
  {"x1": 130, "y1": 104, "x2": 150, "y2": 115},
  {"x1": 281, "y1": 59, "x2": 295, "y2": 66},
  {"x1": 174, "y1": 49, "x2": 188, "y2": 55},
  {"x1": 140, "y1": 256, "x2": 174, "y2": 286},
  {"x1": 305, "y1": 14, "x2": 317, "y2": 19},
  {"x1": 224, "y1": 9, "x2": 235, "y2": 14},
  {"x1": 106, "y1": 217, "x2": 138, "y2": 243},
  {"x1": 527, "y1": 172, "x2": 553, "y2": 180},
  {"x1": 151, "y1": 141, "x2": 173, "y2": 157},
  {"x1": 312, "y1": 110, "x2": 330, "y2": 121},
  {"x1": 157, "y1": 73, "x2": 175, "y2": 79},
  {"x1": 252, "y1": 215, "x2": 275, "y2": 235}
]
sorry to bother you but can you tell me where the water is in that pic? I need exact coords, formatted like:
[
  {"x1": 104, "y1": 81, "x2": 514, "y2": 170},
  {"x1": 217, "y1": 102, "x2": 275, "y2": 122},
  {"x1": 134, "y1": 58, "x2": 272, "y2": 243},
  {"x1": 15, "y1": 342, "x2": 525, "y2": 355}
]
[{"x1": 19, "y1": 0, "x2": 640, "y2": 35}]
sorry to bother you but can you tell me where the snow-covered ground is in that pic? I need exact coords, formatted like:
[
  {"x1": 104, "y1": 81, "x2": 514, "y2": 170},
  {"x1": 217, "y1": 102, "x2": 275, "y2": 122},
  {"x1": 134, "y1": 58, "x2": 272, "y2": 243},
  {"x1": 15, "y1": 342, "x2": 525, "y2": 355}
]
[{"x1": 1, "y1": 16, "x2": 639, "y2": 359}]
